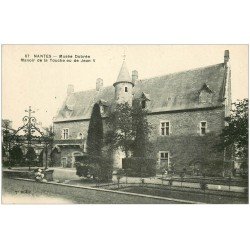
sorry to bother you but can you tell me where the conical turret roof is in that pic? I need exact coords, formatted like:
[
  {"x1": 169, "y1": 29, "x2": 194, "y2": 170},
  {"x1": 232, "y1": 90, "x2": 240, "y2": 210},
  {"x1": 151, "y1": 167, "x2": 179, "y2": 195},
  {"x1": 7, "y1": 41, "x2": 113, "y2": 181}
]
[{"x1": 116, "y1": 60, "x2": 132, "y2": 83}]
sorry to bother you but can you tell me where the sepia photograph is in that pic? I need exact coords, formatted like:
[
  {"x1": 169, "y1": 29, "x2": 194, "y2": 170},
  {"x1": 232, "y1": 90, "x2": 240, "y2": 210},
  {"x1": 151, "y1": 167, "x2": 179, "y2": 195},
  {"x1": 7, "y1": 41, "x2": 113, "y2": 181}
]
[{"x1": 1, "y1": 45, "x2": 248, "y2": 204}]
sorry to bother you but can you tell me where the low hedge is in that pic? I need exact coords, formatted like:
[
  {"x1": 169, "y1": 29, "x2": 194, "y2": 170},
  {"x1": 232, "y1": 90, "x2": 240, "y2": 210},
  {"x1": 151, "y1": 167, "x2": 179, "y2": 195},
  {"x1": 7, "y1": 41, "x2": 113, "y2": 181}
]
[
  {"x1": 202, "y1": 160, "x2": 225, "y2": 177},
  {"x1": 122, "y1": 157, "x2": 156, "y2": 177},
  {"x1": 75, "y1": 155, "x2": 113, "y2": 181},
  {"x1": 3, "y1": 169, "x2": 54, "y2": 181},
  {"x1": 3, "y1": 170, "x2": 34, "y2": 179}
]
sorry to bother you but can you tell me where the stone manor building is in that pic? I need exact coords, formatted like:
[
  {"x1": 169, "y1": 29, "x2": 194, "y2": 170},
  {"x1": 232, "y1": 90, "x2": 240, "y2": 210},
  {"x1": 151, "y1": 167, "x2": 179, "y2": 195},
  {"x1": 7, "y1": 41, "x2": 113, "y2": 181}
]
[{"x1": 52, "y1": 50, "x2": 232, "y2": 172}]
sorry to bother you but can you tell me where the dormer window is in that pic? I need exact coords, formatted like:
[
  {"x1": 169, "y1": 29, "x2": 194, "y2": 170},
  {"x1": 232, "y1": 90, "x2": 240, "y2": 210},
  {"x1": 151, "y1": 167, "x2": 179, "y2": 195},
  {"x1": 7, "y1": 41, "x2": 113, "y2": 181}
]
[
  {"x1": 125, "y1": 87, "x2": 128, "y2": 92},
  {"x1": 199, "y1": 83, "x2": 213, "y2": 104},
  {"x1": 141, "y1": 92, "x2": 150, "y2": 109},
  {"x1": 141, "y1": 100, "x2": 146, "y2": 109},
  {"x1": 98, "y1": 100, "x2": 109, "y2": 115},
  {"x1": 64, "y1": 104, "x2": 74, "y2": 118},
  {"x1": 199, "y1": 91, "x2": 212, "y2": 104},
  {"x1": 99, "y1": 104, "x2": 108, "y2": 115}
]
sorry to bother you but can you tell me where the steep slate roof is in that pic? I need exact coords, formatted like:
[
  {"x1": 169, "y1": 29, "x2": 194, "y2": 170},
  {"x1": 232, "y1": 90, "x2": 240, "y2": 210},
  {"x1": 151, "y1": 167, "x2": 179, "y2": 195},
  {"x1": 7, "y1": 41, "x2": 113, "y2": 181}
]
[
  {"x1": 115, "y1": 60, "x2": 132, "y2": 83},
  {"x1": 55, "y1": 86, "x2": 115, "y2": 121},
  {"x1": 54, "y1": 63, "x2": 227, "y2": 122},
  {"x1": 133, "y1": 63, "x2": 226, "y2": 113}
]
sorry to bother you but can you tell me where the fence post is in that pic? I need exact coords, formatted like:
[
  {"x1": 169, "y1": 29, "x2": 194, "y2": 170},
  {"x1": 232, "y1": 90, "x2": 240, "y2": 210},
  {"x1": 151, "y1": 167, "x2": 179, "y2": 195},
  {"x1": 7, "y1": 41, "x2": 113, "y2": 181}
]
[
  {"x1": 203, "y1": 173, "x2": 206, "y2": 201},
  {"x1": 180, "y1": 172, "x2": 184, "y2": 189},
  {"x1": 161, "y1": 168, "x2": 165, "y2": 186},
  {"x1": 169, "y1": 175, "x2": 172, "y2": 195},
  {"x1": 228, "y1": 176, "x2": 231, "y2": 192}
]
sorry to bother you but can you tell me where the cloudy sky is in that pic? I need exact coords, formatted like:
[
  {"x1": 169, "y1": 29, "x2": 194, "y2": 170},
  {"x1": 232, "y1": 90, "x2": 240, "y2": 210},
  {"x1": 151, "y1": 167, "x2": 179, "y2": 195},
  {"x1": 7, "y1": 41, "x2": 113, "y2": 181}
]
[{"x1": 2, "y1": 45, "x2": 248, "y2": 128}]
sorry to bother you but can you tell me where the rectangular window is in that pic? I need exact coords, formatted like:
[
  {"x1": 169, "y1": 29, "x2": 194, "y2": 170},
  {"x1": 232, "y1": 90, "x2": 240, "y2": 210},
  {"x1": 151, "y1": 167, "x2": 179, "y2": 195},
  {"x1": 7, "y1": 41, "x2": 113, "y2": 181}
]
[
  {"x1": 62, "y1": 128, "x2": 69, "y2": 139},
  {"x1": 159, "y1": 151, "x2": 169, "y2": 167},
  {"x1": 160, "y1": 121, "x2": 170, "y2": 135},
  {"x1": 200, "y1": 121, "x2": 207, "y2": 135}
]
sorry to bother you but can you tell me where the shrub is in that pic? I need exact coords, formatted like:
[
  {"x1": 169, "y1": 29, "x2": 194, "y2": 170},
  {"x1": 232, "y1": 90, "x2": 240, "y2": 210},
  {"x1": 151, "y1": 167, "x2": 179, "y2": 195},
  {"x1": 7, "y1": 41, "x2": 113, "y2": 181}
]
[
  {"x1": 75, "y1": 154, "x2": 112, "y2": 181},
  {"x1": 199, "y1": 180, "x2": 208, "y2": 190},
  {"x1": 25, "y1": 147, "x2": 37, "y2": 163},
  {"x1": 168, "y1": 178, "x2": 173, "y2": 186},
  {"x1": 122, "y1": 157, "x2": 156, "y2": 177},
  {"x1": 202, "y1": 160, "x2": 224, "y2": 177},
  {"x1": 3, "y1": 169, "x2": 34, "y2": 179},
  {"x1": 9, "y1": 145, "x2": 23, "y2": 164}
]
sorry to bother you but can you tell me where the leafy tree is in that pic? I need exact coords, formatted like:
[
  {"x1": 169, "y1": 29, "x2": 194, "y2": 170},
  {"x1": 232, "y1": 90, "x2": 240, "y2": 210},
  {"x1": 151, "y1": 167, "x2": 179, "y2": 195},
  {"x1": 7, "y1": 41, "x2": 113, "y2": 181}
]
[
  {"x1": 39, "y1": 149, "x2": 44, "y2": 166},
  {"x1": 10, "y1": 145, "x2": 23, "y2": 164},
  {"x1": 132, "y1": 99, "x2": 153, "y2": 157},
  {"x1": 2, "y1": 120, "x2": 13, "y2": 163},
  {"x1": 44, "y1": 126, "x2": 55, "y2": 147},
  {"x1": 87, "y1": 103, "x2": 104, "y2": 156},
  {"x1": 2, "y1": 146, "x2": 6, "y2": 157},
  {"x1": 218, "y1": 98, "x2": 248, "y2": 165},
  {"x1": 105, "y1": 100, "x2": 152, "y2": 158},
  {"x1": 26, "y1": 147, "x2": 37, "y2": 162},
  {"x1": 105, "y1": 102, "x2": 134, "y2": 158}
]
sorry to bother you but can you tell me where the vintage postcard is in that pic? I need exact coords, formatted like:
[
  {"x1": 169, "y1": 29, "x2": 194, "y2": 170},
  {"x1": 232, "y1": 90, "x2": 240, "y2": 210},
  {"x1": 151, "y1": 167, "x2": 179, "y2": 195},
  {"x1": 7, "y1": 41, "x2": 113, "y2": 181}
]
[{"x1": 1, "y1": 45, "x2": 248, "y2": 204}]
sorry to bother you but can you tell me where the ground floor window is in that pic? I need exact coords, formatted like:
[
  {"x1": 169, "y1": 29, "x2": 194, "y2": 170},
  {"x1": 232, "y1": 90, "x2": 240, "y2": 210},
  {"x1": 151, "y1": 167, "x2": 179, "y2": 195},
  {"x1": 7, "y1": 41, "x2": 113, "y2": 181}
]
[{"x1": 159, "y1": 151, "x2": 169, "y2": 168}]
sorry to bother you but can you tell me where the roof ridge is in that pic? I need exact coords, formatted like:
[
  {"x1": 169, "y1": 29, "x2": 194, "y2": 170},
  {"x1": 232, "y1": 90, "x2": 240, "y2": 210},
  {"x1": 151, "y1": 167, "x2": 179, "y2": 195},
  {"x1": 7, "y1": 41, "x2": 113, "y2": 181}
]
[{"x1": 137, "y1": 63, "x2": 224, "y2": 82}]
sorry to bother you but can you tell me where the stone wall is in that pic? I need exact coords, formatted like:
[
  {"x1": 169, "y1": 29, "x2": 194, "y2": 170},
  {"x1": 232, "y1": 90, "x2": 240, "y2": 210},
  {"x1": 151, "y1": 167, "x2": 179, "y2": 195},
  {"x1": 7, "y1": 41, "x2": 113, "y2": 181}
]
[
  {"x1": 53, "y1": 120, "x2": 90, "y2": 140},
  {"x1": 53, "y1": 107, "x2": 225, "y2": 170},
  {"x1": 147, "y1": 107, "x2": 225, "y2": 171},
  {"x1": 53, "y1": 119, "x2": 109, "y2": 167}
]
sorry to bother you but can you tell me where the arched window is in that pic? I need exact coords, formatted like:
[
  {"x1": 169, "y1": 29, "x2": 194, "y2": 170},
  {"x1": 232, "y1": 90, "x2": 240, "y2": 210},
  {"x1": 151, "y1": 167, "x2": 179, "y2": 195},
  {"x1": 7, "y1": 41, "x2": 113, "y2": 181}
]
[{"x1": 125, "y1": 87, "x2": 128, "y2": 92}]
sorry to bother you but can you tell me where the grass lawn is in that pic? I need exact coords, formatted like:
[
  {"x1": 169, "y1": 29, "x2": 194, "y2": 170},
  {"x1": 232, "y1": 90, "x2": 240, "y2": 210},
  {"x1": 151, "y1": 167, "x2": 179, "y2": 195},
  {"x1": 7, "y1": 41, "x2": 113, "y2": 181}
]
[
  {"x1": 2, "y1": 178, "x2": 182, "y2": 204},
  {"x1": 120, "y1": 186, "x2": 248, "y2": 204}
]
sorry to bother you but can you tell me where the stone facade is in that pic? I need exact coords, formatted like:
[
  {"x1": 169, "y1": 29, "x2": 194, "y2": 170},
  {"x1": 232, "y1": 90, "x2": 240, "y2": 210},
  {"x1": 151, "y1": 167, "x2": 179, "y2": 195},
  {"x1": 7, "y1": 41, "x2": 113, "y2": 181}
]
[
  {"x1": 53, "y1": 120, "x2": 90, "y2": 142},
  {"x1": 52, "y1": 119, "x2": 111, "y2": 167},
  {"x1": 147, "y1": 107, "x2": 225, "y2": 171}
]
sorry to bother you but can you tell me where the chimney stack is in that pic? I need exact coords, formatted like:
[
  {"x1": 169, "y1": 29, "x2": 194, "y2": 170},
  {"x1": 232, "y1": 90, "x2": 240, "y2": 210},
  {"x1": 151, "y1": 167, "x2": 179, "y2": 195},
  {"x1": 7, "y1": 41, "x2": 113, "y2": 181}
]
[
  {"x1": 67, "y1": 84, "x2": 74, "y2": 96},
  {"x1": 96, "y1": 78, "x2": 103, "y2": 91},
  {"x1": 224, "y1": 50, "x2": 230, "y2": 64},
  {"x1": 132, "y1": 70, "x2": 138, "y2": 83}
]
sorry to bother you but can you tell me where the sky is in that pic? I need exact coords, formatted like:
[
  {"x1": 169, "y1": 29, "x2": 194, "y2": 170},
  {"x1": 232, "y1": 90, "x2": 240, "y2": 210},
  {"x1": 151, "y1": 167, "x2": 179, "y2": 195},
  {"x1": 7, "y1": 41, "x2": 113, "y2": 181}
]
[{"x1": 2, "y1": 45, "x2": 248, "y2": 128}]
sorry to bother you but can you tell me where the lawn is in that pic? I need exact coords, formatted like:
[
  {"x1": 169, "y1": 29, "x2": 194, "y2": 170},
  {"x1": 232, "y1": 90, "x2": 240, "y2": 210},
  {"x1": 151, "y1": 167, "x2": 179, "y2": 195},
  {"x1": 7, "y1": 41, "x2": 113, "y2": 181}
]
[
  {"x1": 2, "y1": 178, "x2": 182, "y2": 204},
  {"x1": 120, "y1": 186, "x2": 248, "y2": 204}
]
